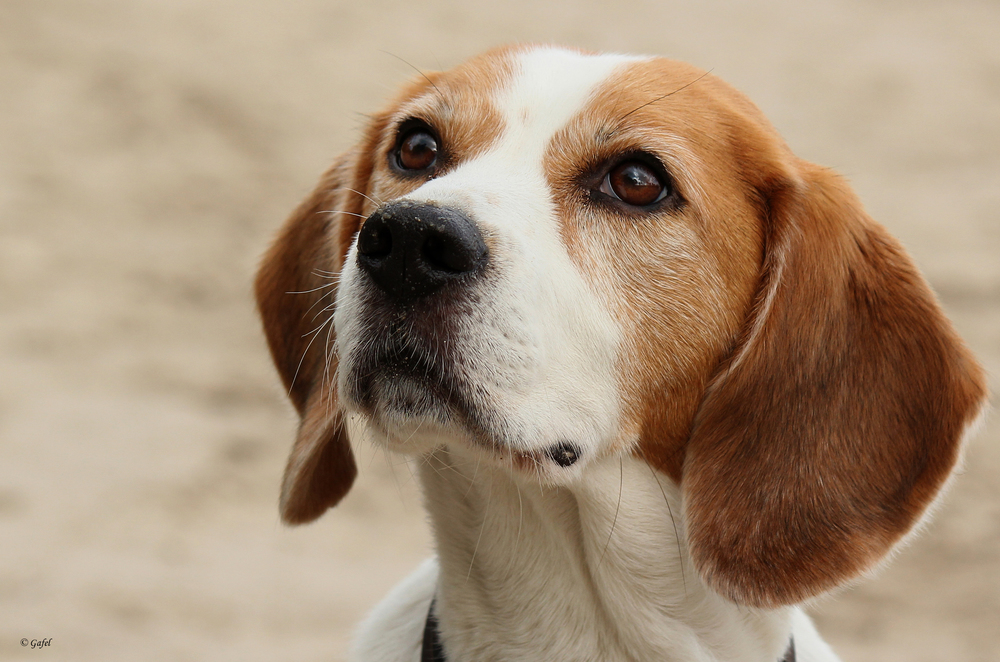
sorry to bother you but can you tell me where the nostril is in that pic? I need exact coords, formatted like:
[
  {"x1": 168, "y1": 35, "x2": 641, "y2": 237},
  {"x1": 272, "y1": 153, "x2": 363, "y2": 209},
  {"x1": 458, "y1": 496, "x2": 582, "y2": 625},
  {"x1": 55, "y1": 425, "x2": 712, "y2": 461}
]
[
  {"x1": 547, "y1": 442, "x2": 581, "y2": 468},
  {"x1": 357, "y1": 216, "x2": 392, "y2": 258}
]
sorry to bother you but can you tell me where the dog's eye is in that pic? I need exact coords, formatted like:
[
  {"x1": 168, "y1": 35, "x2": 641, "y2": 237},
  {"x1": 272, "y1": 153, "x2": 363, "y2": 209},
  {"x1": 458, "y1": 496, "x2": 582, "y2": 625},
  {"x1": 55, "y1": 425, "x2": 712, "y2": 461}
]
[
  {"x1": 396, "y1": 128, "x2": 438, "y2": 171},
  {"x1": 600, "y1": 161, "x2": 667, "y2": 207}
]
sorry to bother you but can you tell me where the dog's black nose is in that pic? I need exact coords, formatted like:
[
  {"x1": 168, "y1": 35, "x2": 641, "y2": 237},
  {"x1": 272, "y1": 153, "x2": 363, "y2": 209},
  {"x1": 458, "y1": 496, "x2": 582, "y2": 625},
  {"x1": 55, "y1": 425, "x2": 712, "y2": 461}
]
[{"x1": 356, "y1": 201, "x2": 488, "y2": 302}]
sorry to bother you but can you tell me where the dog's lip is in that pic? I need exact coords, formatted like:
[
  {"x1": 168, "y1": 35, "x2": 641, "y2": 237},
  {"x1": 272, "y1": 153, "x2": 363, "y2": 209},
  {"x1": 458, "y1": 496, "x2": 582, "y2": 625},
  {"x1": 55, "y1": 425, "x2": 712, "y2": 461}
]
[
  {"x1": 349, "y1": 334, "x2": 480, "y2": 421},
  {"x1": 349, "y1": 342, "x2": 517, "y2": 451}
]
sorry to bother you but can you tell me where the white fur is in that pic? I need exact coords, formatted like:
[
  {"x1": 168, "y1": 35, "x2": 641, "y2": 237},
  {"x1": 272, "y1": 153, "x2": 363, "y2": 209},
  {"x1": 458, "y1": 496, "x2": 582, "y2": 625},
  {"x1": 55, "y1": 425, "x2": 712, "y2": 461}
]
[
  {"x1": 351, "y1": 453, "x2": 839, "y2": 662},
  {"x1": 339, "y1": 47, "x2": 842, "y2": 662},
  {"x1": 350, "y1": 557, "x2": 438, "y2": 662}
]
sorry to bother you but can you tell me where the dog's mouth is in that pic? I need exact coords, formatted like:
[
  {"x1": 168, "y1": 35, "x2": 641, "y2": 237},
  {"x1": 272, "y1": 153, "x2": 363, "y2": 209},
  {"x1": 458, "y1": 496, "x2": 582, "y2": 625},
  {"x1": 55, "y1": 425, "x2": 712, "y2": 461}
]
[
  {"x1": 349, "y1": 336, "x2": 465, "y2": 419},
  {"x1": 342, "y1": 310, "x2": 490, "y2": 432},
  {"x1": 341, "y1": 326, "x2": 586, "y2": 472}
]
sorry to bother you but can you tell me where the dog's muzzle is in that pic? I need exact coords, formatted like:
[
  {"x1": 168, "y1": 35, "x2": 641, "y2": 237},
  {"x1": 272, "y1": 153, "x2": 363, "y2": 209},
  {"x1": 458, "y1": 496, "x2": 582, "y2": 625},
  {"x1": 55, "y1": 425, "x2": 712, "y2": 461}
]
[{"x1": 356, "y1": 200, "x2": 489, "y2": 302}]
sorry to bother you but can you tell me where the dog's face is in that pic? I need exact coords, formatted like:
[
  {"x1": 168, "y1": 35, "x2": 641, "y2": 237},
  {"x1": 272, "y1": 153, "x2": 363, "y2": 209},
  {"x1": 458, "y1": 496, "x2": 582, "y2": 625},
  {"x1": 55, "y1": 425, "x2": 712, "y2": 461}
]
[
  {"x1": 336, "y1": 48, "x2": 762, "y2": 481},
  {"x1": 256, "y1": 45, "x2": 986, "y2": 608}
]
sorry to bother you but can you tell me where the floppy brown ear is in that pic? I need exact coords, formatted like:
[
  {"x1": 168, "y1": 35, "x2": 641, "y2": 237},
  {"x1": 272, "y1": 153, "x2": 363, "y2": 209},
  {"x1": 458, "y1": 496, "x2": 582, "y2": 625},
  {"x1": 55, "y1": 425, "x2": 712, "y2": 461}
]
[
  {"x1": 255, "y1": 150, "x2": 371, "y2": 525},
  {"x1": 683, "y1": 160, "x2": 987, "y2": 608}
]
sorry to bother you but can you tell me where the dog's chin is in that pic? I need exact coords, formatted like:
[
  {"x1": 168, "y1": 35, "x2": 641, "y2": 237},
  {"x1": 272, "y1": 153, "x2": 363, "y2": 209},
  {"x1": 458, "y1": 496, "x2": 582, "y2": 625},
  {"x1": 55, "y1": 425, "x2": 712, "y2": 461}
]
[
  {"x1": 340, "y1": 345, "x2": 484, "y2": 454},
  {"x1": 359, "y1": 375, "x2": 471, "y2": 452},
  {"x1": 343, "y1": 369, "x2": 591, "y2": 481}
]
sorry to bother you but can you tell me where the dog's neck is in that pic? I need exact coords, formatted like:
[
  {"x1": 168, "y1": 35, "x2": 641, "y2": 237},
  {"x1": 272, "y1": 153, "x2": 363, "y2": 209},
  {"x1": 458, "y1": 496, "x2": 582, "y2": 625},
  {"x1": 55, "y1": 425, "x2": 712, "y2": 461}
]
[{"x1": 418, "y1": 449, "x2": 794, "y2": 662}]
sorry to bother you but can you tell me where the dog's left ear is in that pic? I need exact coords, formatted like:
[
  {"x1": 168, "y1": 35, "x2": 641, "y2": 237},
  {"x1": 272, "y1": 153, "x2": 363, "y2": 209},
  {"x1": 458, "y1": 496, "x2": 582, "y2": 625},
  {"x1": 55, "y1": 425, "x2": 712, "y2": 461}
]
[
  {"x1": 682, "y1": 159, "x2": 987, "y2": 608},
  {"x1": 255, "y1": 147, "x2": 373, "y2": 525}
]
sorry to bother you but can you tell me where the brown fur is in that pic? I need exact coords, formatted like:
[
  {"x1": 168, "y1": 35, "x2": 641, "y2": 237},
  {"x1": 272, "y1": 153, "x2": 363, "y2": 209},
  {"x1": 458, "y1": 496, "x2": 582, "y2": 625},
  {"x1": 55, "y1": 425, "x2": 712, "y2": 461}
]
[{"x1": 365, "y1": 49, "x2": 515, "y2": 208}]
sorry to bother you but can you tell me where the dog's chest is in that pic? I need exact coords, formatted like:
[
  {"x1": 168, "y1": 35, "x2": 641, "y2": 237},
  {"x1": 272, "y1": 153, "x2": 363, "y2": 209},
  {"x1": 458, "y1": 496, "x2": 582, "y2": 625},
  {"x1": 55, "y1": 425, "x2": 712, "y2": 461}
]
[{"x1": 418, "y1": 452, "x2": 793, "y2": 662}]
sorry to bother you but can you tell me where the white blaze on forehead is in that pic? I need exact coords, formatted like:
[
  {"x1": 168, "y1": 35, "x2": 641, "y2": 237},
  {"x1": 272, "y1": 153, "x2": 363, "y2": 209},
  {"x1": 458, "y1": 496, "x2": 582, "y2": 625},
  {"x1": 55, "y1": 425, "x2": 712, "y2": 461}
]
[
  {"x1": 409, "y1": 46, "x2": 645, "y2": 209},
  {"x1": 497, "y1": 47, "x2": 644, "y2": 160}
]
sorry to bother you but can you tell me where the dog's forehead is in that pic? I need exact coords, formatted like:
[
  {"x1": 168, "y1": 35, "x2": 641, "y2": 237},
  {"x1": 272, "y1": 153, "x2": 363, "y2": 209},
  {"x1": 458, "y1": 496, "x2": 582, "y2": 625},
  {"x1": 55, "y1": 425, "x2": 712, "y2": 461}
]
[
  {"x1": 399, "y1": 47, "x2": 655, "y2": 155},
  {"x1": 489, "y1": 48, "x2": 646, "y2": 152}
]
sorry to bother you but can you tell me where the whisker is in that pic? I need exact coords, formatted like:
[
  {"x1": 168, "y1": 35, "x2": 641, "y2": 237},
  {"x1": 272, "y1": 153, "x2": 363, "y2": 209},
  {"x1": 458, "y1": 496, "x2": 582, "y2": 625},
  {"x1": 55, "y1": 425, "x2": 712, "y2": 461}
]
[
  {"x1": 466, "y1": 471, "x2": 493, "y2": 583},
  {"x1": 418, "y1": 450, "x2": 460, "y2": 476},
  {"x1": 597, "y1": 457, "x2": 624, "y2": 570},
  {"x1": 289, "y1": 312, "x2": 335, "y2": 395},
  {"x1": 287, "y1": 281, "x2": 338, "y2": 295},
  {"x1": 311, "y1": 270, "x2": 342, "y2": 283},
  {"x1": 364, "y1": 417, "x2": 385, "y2": 470},
  {"x1": 398, "y1": 411, "x2": 427, "y2": 447},
  {"x1": 308, "y1": 297, "x2": 339, "y2": 323},
  {"x1": 463, "y1": 451, "x2": 483, "y2": 499},
  {"x1": 420, "y1": 449, "x2": 457, "y2": 484},
  {"x1": 614, "y1": 70, "x2": 713, "y2": 127},
  {"x1": 320, "y1": 209, "x2": 368, "y2": 219},
  {"x1": 322, "y1": 310, "x2": 337, "y2": 415},
  {"x1": 647, "y1": 461, "x2": 687, "y2": 593},
  {"x1": 341, "y1": 187, "x2": 385, "y2": 208},
  {"x1": 382, "y1": 444, "x2": 407, "y2": 506},
  {"x1": 502, "y1": 480, "x2": 525, "y2": 586},
  {"x1": 380, "y1": 50, "x2": 442, "y2": 96}
]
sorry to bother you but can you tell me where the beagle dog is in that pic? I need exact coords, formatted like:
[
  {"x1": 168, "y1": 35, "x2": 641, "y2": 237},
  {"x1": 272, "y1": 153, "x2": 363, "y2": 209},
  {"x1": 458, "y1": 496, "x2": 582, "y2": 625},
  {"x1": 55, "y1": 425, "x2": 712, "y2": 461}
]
[{"x1": 255, "y1": 45, "x2": 987, "y2": 662}]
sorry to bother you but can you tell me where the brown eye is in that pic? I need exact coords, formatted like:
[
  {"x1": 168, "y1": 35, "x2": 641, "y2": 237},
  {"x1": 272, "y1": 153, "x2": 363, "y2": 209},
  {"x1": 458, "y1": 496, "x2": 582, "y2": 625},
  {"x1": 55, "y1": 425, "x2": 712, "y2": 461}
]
[
  {"x1": 397, "y1": 129, "x2": 438, "y2": 171},
  {"x1": 603, "y1": 161, "x2": 667, "y2": 206}
]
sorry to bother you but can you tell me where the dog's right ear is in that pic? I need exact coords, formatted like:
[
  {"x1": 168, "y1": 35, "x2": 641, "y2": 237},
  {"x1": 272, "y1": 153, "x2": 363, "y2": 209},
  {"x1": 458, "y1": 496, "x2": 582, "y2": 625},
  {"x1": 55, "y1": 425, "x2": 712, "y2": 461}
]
[{"x1": 255, "y1": 146, "x2": 375, "y2": 525}]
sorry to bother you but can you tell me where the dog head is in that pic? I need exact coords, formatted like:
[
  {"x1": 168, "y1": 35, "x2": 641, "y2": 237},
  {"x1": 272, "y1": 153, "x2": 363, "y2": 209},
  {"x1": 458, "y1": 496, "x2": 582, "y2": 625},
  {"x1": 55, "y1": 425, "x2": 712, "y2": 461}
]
[{"x1": 256, "y1": 45, "x2": 986, "y2": 608}]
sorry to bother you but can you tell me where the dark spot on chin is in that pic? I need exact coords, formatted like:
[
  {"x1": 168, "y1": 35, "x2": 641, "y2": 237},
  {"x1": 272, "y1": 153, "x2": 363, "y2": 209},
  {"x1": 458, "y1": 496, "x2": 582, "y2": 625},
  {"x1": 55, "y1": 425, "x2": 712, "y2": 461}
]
[{"x1": 547, "y1": 442, "x2": 581, "y2": 468}]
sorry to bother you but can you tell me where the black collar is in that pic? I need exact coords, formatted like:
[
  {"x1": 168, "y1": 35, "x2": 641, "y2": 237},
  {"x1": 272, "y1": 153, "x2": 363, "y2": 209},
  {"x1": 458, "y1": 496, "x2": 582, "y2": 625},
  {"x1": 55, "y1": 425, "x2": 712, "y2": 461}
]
[
  {"x1": 421, "y1": 598, "x2": 446, "y2": 662},
  {"x1": 421, "y1": 598, "x2": 796, "y2": 661}
]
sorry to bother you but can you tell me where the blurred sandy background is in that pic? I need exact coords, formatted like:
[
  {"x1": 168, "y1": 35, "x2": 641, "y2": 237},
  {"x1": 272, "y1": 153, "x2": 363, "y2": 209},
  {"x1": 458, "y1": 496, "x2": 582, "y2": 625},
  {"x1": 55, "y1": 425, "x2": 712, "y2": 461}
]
[{"x1": 1, "y1": 0, "x2": 998, "y2": 660}]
